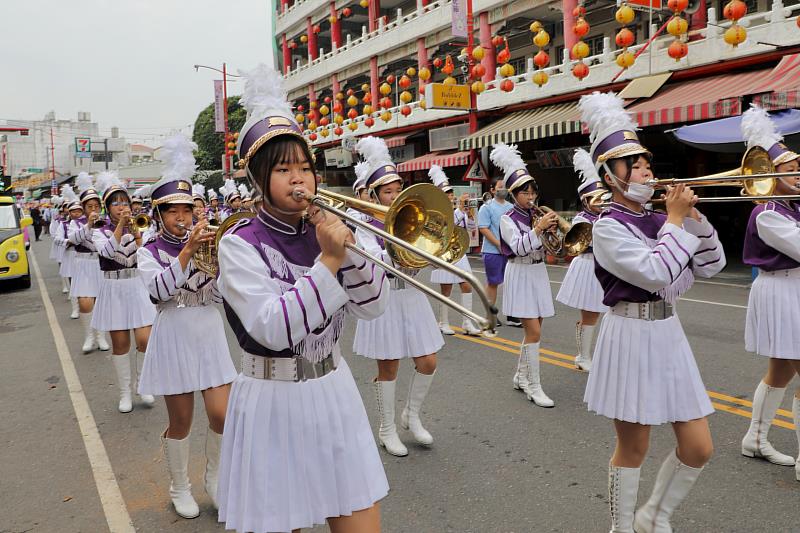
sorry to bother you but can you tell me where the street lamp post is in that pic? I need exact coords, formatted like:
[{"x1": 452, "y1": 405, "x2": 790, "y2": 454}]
[{"x1": 194, "y1": 63, "x2": 241, "y2": 178}]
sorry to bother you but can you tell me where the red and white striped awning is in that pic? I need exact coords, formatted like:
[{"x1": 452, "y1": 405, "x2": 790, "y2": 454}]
[
  {"x1": 383, "y1": 134, "x2": 410, "y2": 148},
  {"x1": 751, "y1": 54, "x2": 800, "y2": 111},
  {"x1": 626, "y1": 70, "x2": 766, "y2": 127},
  {"x1": 396, "y1": 151, "x2": 470, "y2": 172}
]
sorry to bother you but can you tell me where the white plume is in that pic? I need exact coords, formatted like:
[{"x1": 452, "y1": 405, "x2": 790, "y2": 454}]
[
  {"x1": 133, "y1": 185, "x2": 150, "y2": 199},
  {"x1": 573, "y1": 148, "x2": 599, "y2": 185},
  {"x1": 51, "y1": 195, "x2": 62, "y2": 206},
  {"x1": 61, "y1": 184, "x2": 78, "y2": 205},
  {"x1": 220, "y1": 178, "x2": 237, "y2": 198},
  {"x1": 238, "y1": 183, "x2": 250, "y2": 198},
  {"x1": 160, "y1": 133, "x2": 197, "y2": 182},
  {"x1": 355, "y1": 136, "x2": 392, "y2": 167},
  {"x1": 490, "y1": 143, "x2": 526, "y2": 177},
  {"x1": 75, "y1": 172, "x2": 94, "y2": 193},
  {"x1": 354, "y1": 161, "x2": 371, "y2": 185},
  {"x1": 741, "y1": 104, "x2": 782, "y2": 150},
  {"x1": 239, "y1": 63, "x2": 293, "y2": 121},
  {"x1": 192, "y1": 183, "x2": 206, "y2": 197},
  {"x1": 95, "y1": 170, "x2": 123, "y2": 197},
  {"x1": 428, "y1": 164, "x2": 450, "y2": 189},
  {"x1": 207, "y1": 188, "x2": 218, "y2": 199},
  {"x1": 579, "y1": 92, "x2": 637, "y2": 143}
]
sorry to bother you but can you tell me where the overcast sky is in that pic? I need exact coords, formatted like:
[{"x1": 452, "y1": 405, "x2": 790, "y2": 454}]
[{"x1": 1, "y1": 0, "x2": 274, "y2": 145}]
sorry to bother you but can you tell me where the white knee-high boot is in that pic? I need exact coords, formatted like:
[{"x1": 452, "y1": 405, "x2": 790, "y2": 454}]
[
  {"x1": 609, "y1": 464, "x2": 640, "y2": 533},
  {"x1": 460, "y1": 292, "x2": 481, "y2": 335},
  {"x1": 163, "y1": 431, "x2": 200, "y2": 519},
  {"x1": 204, "y1": 429, "x2": 222, "y2": 509},
  {"x1": 741, "y1": 381, "x2": 794, "y2": 466},
  {"x1": 794, "y1": 397, "x2": 800, "y2": 481},
  {"x1": 401, "y1": 370, "x2": 435, "y2": 445},
  {"x1": 633, "y1": 449, "x2": 704, "y2": 533},
  {"x1": 61, "y1": 276, "x2": 70, "y2": 294},
  {"x1": 70, "y1": 297, "x2": 79, "y2": 319},
  {"x1": 95, "y1": 329, "x2": 110, "y2": 351},
  {"x1": 111, "y1": 353, "x2": 133, "y2": 413},
  {"x1": 80, "y1": 312, "x2": 96, "y2": 353},
  {"x1": 374, "y1": 380, "x2": 408, "y2": 456},
  {"x1": 438, "y1": 301, "x2": 454, "y2": 335},
  {"x1": 575, "y1": 323, "x2": 596, "y2": 372},
  {"x1": 512, "y1": 344, "x2": 529, "y2": 391},
  {"x1": 522, "y1": 342, "x2": 554, "y2": 407},
  {"x1": 133, "y1": 350, "x2": 155, "y2": 406}
]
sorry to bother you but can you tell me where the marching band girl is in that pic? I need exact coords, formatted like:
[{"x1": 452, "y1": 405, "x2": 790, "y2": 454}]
[
  {"x1": 219, "y1": 179, "x2": 241, "y2": 221},
  {"x1": 580, "y1": 92, "x2": 726, "y2": 533},
  {"x1": 206, "y1": 188, "x2": 221, "y2": 223},
  {"x1": 428, "y1": 164, "x2": 482, "y2": 336},
  {"x1": 68, "y1": 173, "x2": 110, "y2": 353},
  {"x1": 192, "y1": 183, "x2": 207, "y2": 221},
  {"x1": 59, "y1": 186, "x2": 82, "y2": 319},
  {"x1": 739, "y1": 104, "x2": 800, "y2": 477},
  {"x1": 49, "y1": 196, "x2": 71, "y2": 294},
  {"x1": 491, "y1": 143, "x2": 557, "y2": 408},
  {"x1": 136, "y1": 134, "x2": 237, "y2": 519},
  {"x1": 237, "y1": 183, "x2": 251, "y2": 211},
  {"x1": 352, "y1": 136, "x2": 444, "y2": 457},
  {"x1": 93, "y1": 172, "x2": 157, "y2": 413},
  {"x1": 215, "y1": 64, "x2": 390, "y2": 533},
  {"x1": 555, "y1": 149, "x2": 609, "y2": 371}
]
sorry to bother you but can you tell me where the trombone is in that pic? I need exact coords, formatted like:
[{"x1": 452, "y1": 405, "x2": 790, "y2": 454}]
[{"x1": 294, "y1": 184, "x2": 498, "y2": 336}]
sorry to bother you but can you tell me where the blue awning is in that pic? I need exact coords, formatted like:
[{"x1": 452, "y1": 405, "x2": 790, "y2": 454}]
[{"x1": 671, "y1": 109, "x2": 800, "y2": 153}]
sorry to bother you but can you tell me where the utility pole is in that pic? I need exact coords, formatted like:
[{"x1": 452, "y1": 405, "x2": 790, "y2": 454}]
[
  {"x1": 222, "y1": 62, "x2": 230, "y2": 178},
  {"x1": 49, "y1": 128, "x2": 55, "y2": 180},
  {"x1": 103, "y1": 139, "x2": 109, "y2": 170}
]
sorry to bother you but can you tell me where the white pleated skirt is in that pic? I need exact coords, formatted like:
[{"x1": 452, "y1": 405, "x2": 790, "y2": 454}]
[
  {"x1": 59, "y1": 249, "x2": 76, "y2": 278},
  {"x1": 217, "y1": 357, "x2": 389, "y2": 533},
  {"x1": 502, "y1": 261, "x2": 555, "y2": 319},
  {"x1": 556, "y1": 253, "x2": 608, "y2": 313},
  {"x1": 430, "y1": 255, "x2": 472, "y2": 284},
  {"x1": 584, "y1": 312, "x2": 713, "y2": 425},
  {"x1": 49, "y1": 240, "x2": 61, "y2": 261},
  {"x1": 353, "y1": 287, "x2": 444, "y2": 360},
  {"x1": 91, "y1": 276, "x2": 156, "y2": 332},
  {"x1": 746, "y1": 269, "x2": 800, "y2": 359},
  {"x1": 69, "y1": 255, "x2": 104, "y2": 298},
  {"x1": 138, "y1": 305, "x2": 237, "y2": 396}
]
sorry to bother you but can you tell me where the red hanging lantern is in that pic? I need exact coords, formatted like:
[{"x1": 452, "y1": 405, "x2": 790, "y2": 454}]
[
  {"x1": 442, "y1": 55, "x2": 454, "y2": 75},
  {"x1": 334, "y1": 126, "x2": 344, "y2": 136},
  {"x1": 616, "y1": 28, "x2": 635, "y2": 47},
  {"x1": 723, "y1": 0, "x2": 747, "y2": 20},
  {"x1": 380, "y1": 96, "x2": 393, "y2": 109},
  {"x1": 346, "y1": 88, "x2": 354, "y2": 97},
  {"x1": 320, "y1": 117, "x2": 330, "y2": 126},
  {"x1": 342, "y1": 7, "x2": 352, "y2": 17},
  {"x1": 309, "y1": 133, "x2": 318, "y2": 141},
  {"x1": 364, "y1": 117, "x2": 375, "y2": 127},
  {"x1": 386, "y1": 74, "x2": 396, "y2": 85},
  {"x1": 324, "y1": 96, "x2": 332, "y2": 104},
  {"x1": 398, "y1": 75, "x2": 412, "y2": 89},
  {"x1": 432, "y1": 57, "x2": 443, "y2": 68},
  {"x1": 572, "y1": 61, "x2": 589, "y2": 80},
  {"x1": 533, "y1": 50, "x2": 550, "y2": 69},
  {"x1": 471, "y1": 64, "x2": 486, "y2": 79},
  {"x1": 667, "y1": 0, "x2": 689, "y2": 11},
  {"x1": 573, "y1": 5, "x2": 586, "y2": 17},
  {"x1": 667, "y1": 40, "x2": 688, "y2": 61},
  {"x1": 400, "y1": 105, "x2": 412, "y2": 117},
  {"x1": 296, "y1": 104, "x2": 305, "y2": 112},
  {"x1": 500, "y1": 79, "x2": 514, "y2": 92},
  {"x1": 497, "y1": 46, "x2": 510, "y2": 65},
  {"x1": 491, "y1": 35, "x2": 504, "y2": 48},
  {"x1": 312, "y1": 24, "x2": 321, "y2": 34},
  {"x1": 574, "y1": 17, "x2": 590, "y2": 38},
  {"x1": 347, "y1": 108, "x2": 358, "y2": 119},
  {"x1": 333, "y1": 101, "x2": 344, "y2": 114}
]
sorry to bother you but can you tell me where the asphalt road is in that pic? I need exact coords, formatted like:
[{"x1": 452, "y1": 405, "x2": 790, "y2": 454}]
[{"x1": 1, "y1": 238, "x2": 798, "y2": 533}]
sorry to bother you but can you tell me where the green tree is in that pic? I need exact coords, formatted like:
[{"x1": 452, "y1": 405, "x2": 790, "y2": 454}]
[{"x1": 192, "y1": 95, "x2": 247, "y2": 171}]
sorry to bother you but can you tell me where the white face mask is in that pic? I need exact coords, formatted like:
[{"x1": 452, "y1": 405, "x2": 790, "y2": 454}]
[
  {"x1": 623, "y1": 182, "x2": 655, "y2": 204},
  {"x1": 779, "y1": 177, "x2": 800, "y2": 193}
]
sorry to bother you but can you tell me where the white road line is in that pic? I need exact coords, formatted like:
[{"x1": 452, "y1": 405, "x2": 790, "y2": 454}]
[
  {"x1": 677, "y1": 297, "x2": 748, "y2": 309},
  {"x1": 30, "y1": 251, "x2": 135, "y2": 533}
]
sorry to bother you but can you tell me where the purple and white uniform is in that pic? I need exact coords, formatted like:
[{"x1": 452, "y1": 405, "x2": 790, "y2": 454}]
[
  {"x1": 91, "y1": 226, "x2": 156, "y2": 332},
  {"x1": 556, "y1": 210, "x2": 608, "y2": 313},
  {"x1": 743, "y1": 200, "x2": 800, "y2": 359},
  {"x1": 214, "y1": 210, "x2": 390, "y2": 533},
  {"x1": 136, "y1": 234, "x2": 236, "y2": 396},
  {"x1": 49, "y1": 214, "x2": 63, "y2": 262},
  {"x1": 67, "y1": 217, "x2": 105, "y2": 298},
  {"x1": 430, "y1": 207, "x2": 475, "y2": 284},
  {"x1": 584, "y1": 203, "x2": 726, "y2": 425},
  {"x1": 353, "y1": 218, "x2": 445, "y2": 359},
  {"x1": 499, "y1": 205, "x2": 555, "y2": 319}
]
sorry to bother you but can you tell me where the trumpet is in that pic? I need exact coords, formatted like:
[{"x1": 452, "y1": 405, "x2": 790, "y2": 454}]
[
  {"x1": 295, "y1": 184, "x2": 498, "y2": 336},
  {"x1": 129, "y1": 213, "x2": 151, "y2": 233}
]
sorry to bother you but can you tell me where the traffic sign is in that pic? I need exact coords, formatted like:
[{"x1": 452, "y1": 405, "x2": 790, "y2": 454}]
[
  {"x1": 462, "y1": 157, "x2": 488, "y2": 182},
  {"x1": 429, "y1": 83, "x2": 471, "y2": 111},
  {"x1": 75, "y1": 137, "x2": 92, "y2": 158}
]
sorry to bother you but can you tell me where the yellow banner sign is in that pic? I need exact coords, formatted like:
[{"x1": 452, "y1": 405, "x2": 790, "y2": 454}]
[{"x1": 429, "y1": 83, "x2": 471, "y2": 111}]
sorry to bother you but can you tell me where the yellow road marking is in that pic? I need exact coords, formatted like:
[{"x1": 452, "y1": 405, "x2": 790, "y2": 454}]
[{"x1": 452, "y1": 327, "x2": 796, "y2": 431}]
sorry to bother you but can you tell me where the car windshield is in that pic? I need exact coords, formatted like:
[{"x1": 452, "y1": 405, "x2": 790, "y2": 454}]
[{"x1": 0, "y1": 205, "x2": 18, "y2": 229}]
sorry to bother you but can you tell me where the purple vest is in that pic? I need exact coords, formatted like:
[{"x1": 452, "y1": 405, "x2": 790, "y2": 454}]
[
  {"x1": 73, "y1": 217, "x2": 95, "y2": 254},
  {"x1": 743, "y1": 201, "x2": 800, "y2": 271},
  {"x1": 500, "y1": 206, "x2": 533, "y2": 258},
  {"x1": 97, "y1": 226, "x2": 136, "y2": 272},
  {"x1": 143, "y1": 234, "x2": 216, "y2": 305},
  {"x1": 594, "y1": 205, "x2": 671, "y2": 306},
  {"x1": 223, "y1": 210, "x2": 346, "y2": 359}
]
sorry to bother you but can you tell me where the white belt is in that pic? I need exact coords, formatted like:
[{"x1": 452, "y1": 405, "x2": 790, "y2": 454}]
[
  {"x1": 758, "y1": 268, "x2": 800, "y2": 278},
  {"x1": 241, "y1": 351, "x2": 337, "y2": 382},
  {"x1": 611, "y1": 300, "x2": 673, "y2": 321},
  {"x1": 103, "y1": 268, "x2": 138, "y2": 280},
  {"x1": 76, "y1": 251, "x2": 98, "y2": 258},
  {"x1": 511, "y1": 256, "x2": 543, "y2": 265}
]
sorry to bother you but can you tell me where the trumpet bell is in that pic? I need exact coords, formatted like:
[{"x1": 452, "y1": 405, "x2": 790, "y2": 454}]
[
  {"x1": 563, "y1": 221, "x2": 593, "y2": 256},
  {"x1": 131, "y1": 214, "x2": 151, "y2": 232}
]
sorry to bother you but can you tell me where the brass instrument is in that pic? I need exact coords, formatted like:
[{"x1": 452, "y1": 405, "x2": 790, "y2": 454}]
[
  {"x1": 194, "y1": 211, "x2": 254, "y2": 276},
  {"x1": 207, "y1": 207, "x2": 220, "y2": 226},
  {"x1": 438, "y1": 226, "x2": 470, "y2": 264},
  {"x1": 563, "y1": 221, "x2": 594, "y2": 256},
  {"x1": 295, "y1": 184, "x2": 498, "y2": 336},
  {"x1": 91, "y1": 211, "x2": 106, "y2": 228},
  {"x1": 530, "y1": 205, "x2": 576, "y2": 258},
  {"x1": 129, "y1": 213, "x2": 151, "y2": 233}
]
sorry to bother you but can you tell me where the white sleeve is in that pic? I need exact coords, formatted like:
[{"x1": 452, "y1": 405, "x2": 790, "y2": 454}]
[
  {"x1": 339, "y1": 248, "x2": 390, "y2": 320},
  {"x1": 593, "y1": 218, "x2": 701, "y2": 292},
  {"x1": 682, "y1": 212, "x2": 726, "y2": 278},
  {"x1": 95, "y1": 230, "x2": 115, "y2": 260},
  {"x1": 355, "y1": 225, "x2": 389, "y2": 263},
  {"x1": 67, "y1": 221, "x2": 89, "y2": 245},
  {"x1": 499, "y1": 215, "x2": 542, "y2": 256},
  {"x1": 217, "y1": 234, "x2": 350, "y2": 351},
  {"x1": 572, "y1": 213, "x2": 591, "y2": 225},
  {"x1": 97, "y1": 231, "x2": 138, "y2": 267},
  {"x1": 136, "y1": 246, "x2": 189, "y2": 302},
  {"x1": 756, "y1": 209, "x2": 800, "y2": 263}
]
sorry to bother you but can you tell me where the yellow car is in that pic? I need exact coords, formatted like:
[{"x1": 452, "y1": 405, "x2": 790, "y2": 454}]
[{"x1": 0, "y1": 196, "x2": 32, "y2": 288}]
